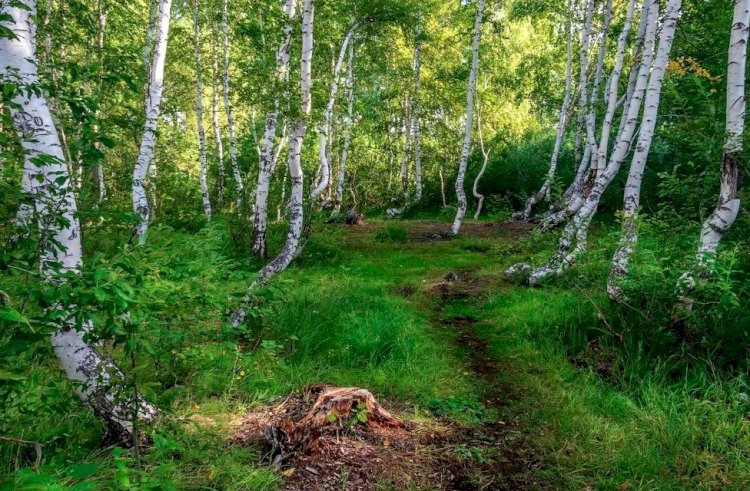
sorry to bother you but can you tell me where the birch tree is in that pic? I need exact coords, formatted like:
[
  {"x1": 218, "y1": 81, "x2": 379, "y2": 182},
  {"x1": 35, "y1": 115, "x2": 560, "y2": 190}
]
[
  {"x1": 449, "y1": 0, "x2": 485, "y2": 236},
  {"x1": 508, "y1": 0, "x2": 679, "y2": 285},
  {"x1": 251, "y1": 0, "x2": 297, "y2": 257},
  {"x1": 193, "y1": 0, "x2": 211, "y2": 218},
  {"x1": 210, "y1": 25, "x2": 225, "y2": 207},
  {"x1": 521, "y1": 0, "x2": 575, "y2": 220},
  {"x1": 608, "y1": 0, "x2": 683, "y2": 300},
  {"x1": 1, "y1": 0, "x2": 157, "y2": 440},
  {"x1": 132, "y1": 0, "x2": 172, "y2": 244},
  {"x1": 675, "y1": 0, "x2": 749, "y2": 310},
  {"x1": 92, "y1": 0, "x2": 107, "y2": 203},
  {"x1": 309, "y1": 22, "x2": 358, "y2": 203},
  {"x1": 230, "y1": 0, "x2": 315, "y2": 323},
  {"x1": 332, "y1": 42, "x2": 355, "y2": 217},
  {"x1": 221, "y1": 0, "x2": 244, "y2": 213},
  {"x1": 412, "y1": 22, "x2": 423, "y2": 204},
  {"x1": 473, "y1": 101, "x2": 490, "y2": 220}
]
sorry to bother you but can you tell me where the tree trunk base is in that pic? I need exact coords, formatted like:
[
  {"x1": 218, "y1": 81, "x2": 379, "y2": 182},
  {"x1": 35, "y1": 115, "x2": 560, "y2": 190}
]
[{"x1": 234, "y1": 385, "x2": 405, "y2": 461}]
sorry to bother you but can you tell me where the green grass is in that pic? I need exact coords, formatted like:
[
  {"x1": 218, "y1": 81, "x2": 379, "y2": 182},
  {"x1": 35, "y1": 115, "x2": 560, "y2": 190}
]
[{"x1": 2, "y1": 217, "x2": 750, "y2": 489}]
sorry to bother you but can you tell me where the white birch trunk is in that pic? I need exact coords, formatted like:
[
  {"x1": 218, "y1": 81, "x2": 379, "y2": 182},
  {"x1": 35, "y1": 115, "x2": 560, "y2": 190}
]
[
  {"x1": 251, "y1": 0, "x2": 297, "y2": 256},
  {"x1": 595, "y1": 0, "x2": 637, "y2": 177},
  {"x1": 541, "y1": 0, "x2": 596, "y2": 228},
  {"x1": 93, "y1": 2, "x2": 107, "y2": 203},
  {"x1": 695, "y1": 0, "x2": 748, "y2": 262},
  {"x1": 450, "y1": 0, "x2": 485, "y2": 236},
  {"x1": 221, "y1": 0, "x2": 244, "y2": 213},
  {"x1": 525, "y1": 0, "x2": 674, "y2": 285},
  {"x1": 522, "y1": 0, "x2": 575, "y2": 220},
  {"x1": 309, "y1": 23, "x2": 358, "y2": 203},
  {"x1": 132, "y1": 0, "x2": 172, "y2": 244},
  {"x1": 440, "y1": 166, "x2": 447, "y2": 207},
  {"x1": 473, "y1": 105, "x2": 490, "y2": 220},
  {"x1": 232, "y1": 0, "x2": 315, "y2": 325},
  {"x1": 676, "y1": 0, "x2": 749, "y2": 309},
  {"x1": 210, "y1": 26, "x2": 225, "y2": 207},
  {"x1": 258, "y1": 0, "x2": 313, "y2": 283},
  {"x1": 608, "y1": 0, "x2": 681, "y2": 300},
  {"x1": 412, "y1": 23, "x2": 423, "y2": 204},
  {"x1": 2, "y1": 0, "x2": 157, "y2": 440},
  {"x1": 193, "y1": 0, "x2": 211, "y2": 218},
  {"x1": 144, "y1": 0, "x2": 158, "y2": 75},
  {"x1": 582, "y1": 0, "x2": 613, "y2": 186},
  {"x1": 332, "y1": 42, "x2": 354, "y2": 216},
  {"x1": 618, "y1": 3, "x2": 651, "y2": 141},
  {"x1": 399, "y1": 117, "x2": 411, "y2": 205}
]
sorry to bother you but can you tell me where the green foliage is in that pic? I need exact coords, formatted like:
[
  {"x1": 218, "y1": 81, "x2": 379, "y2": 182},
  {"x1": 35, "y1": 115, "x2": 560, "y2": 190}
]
[{"x1": 374, "y1": 223, "x2": 407, "y2": 243}]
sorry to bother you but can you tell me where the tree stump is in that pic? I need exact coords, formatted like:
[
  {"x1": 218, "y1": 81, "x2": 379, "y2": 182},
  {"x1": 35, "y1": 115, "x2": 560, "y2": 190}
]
[{"x1": 258, "y1": 385, "x2": 404, "y2": 460}]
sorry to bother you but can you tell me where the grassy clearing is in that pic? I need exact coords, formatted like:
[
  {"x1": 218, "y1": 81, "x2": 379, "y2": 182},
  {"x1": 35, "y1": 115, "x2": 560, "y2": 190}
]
[{"x1": 2, "y1": 218, "x2": 750, "y2": 489}]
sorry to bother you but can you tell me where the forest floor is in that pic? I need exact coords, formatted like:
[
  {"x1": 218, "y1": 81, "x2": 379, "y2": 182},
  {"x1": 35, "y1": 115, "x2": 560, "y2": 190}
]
[{"x1": 3, "y1": 216, "x2": 750, "y2": 490}]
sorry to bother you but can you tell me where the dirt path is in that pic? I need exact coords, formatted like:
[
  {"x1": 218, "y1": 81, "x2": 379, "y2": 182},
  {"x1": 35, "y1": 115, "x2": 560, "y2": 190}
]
[
  {"x1": 233, "y1": 220, "x2": 551, "y2": 490},
  {"x1": 426, "y1": 270, "x2": 551, "y2": 490}
]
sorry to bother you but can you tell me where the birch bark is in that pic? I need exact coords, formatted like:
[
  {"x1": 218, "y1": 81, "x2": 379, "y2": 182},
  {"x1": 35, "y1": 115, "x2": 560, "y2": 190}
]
[
  {"x1": 1, "y1": 0, "x2": 157, "y2": 440},
  {"x1": 253, "y1": 0, "x2": 314, "y2": 287},
  {"x1": 508, "y1": 0, "x2": 666, "y2": 284},
  {"x1": 332, "y1": 42, "x2": 354, "y2": 217},
  {"x1": 676, "y1": 0, "x2": 749, "y2": 310},
  {"x1": 132, "y1": 0, "x2": 172, "y2": 244},
  {"x1": 193, "y1": 0, "x2": 211, "y2": 218},
  {"x1": 412, "y1": 23, "x2": 423, "y2": 204},
  {"x1": 251, "y1": 0, "x2": 297, "y2": 257},
  {"x1": 522, "y1": 0, "x2": 574, "y2": 220},
  {"x1": 92, "y1": 0, "x2": 107, "y2": 203},
  {"x1": 608, "y1": 0, "x2": 682, "y2": 300},
  {"x1": 473, "y1": 103, "x2": 490, "y2": 220},
  {"x1": 221, "y1": 0, "x2": 244, "y2": 213},
  {"x1": 210, "y1": 25, "x2": 225, "y2": 207},
  {"x1": 309, "y1": 22, "x2": 358, "y2": 203},
  {"x1": 450, "y1": 0, "x2": 485, "y2": 236}
]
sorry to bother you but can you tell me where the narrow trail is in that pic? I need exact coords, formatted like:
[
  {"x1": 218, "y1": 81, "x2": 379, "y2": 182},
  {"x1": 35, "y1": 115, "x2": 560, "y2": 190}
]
[{"x1": 425, "y1": 267, "x2": 550, "y2": 490}]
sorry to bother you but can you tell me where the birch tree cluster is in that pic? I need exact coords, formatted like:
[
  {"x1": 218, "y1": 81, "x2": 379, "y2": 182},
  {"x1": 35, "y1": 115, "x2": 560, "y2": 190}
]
[{"x1": 1, "y1": 0, "x2": 749, "y2": 460}]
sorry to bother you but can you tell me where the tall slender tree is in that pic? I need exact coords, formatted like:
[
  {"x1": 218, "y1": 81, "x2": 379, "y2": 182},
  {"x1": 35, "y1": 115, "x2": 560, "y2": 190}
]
[
  {"x1": 521, "y1": 0, "x2": 575, "y2": 220},
  {"x1": 193, "y1": 0, "x2": 211, "y2": 218},
  {"x1": 252, "y1": 0, "x2": 298, "y2": 257},
  {"x1": 132, "y1": 0, "x2": 172, "y2": 244},
  {"x1": 675, "y1": 0, "x2": 749, "y2": 311},
  {"x1": 221, "y1": 0, "x2": 244, "y2": 213},
  {"x1": 332, "y1": 41, "x2": 355, "y2": 217},
  {"x1": 2, "y1": 0, "x2": 157, "y2": 441},
  {"x1": 449, "y1": 0, "x2": 485, "y2": 236}
]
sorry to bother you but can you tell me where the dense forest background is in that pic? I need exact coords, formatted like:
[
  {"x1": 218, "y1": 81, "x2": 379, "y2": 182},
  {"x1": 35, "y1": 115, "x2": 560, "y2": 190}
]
[{"x1": 1, "y1": 0, "x2": 750, "y2": 489}]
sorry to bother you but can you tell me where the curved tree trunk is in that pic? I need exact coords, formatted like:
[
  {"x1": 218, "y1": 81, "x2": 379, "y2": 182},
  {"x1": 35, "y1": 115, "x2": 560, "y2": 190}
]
[
  {"x1": 252, "y1": 0, "x2": 298, "y2": 257},
  {"x1": 255, "y1": 0, "x2": 314, "y2": 284},
  {"x1": 221, "y1": 0, "x2": 244, "y2": 213},
  {"x1": 675, "y1": 0, "x2": 749, "y2": 312},
  {"x1": 541, "y1": 0, "x2": 596, "y2": 228},
  {"x1": 399, "y1": 112, "x2": 411, "y2": 206},
  {"x1": 1, "y1": 0, "x2": 157, "y2": 442},
  {"x1": 473, "y1": 103, "x2": 490, "y2": 220},
  {"x1": 132, "y1": 0, "x2": 172, "y2": 244},
  {"x1": 507, "y1": 0, "x2": 665, "y2": 285},
  {"x1": 309, "y1": 22, "x2": 358, "y2": 204},
  {"x1": 232, "y1": 0, "x2": 315, "y2": 329},
  {"x1": 332, "y1": 42, "x2": 355, "y2": 217},
  {"x1": 608, "y1": 1, "x2": 680, "y2": 301},
  {"x1": 522, "y1": 0, "x2": 574, "y2": 220},
  {"x1": 193, "y1": 0, "x2": 211, "y2": 218},
  {"x1": 450, "y1": 0, "x2": 485, "y2": 236}
]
